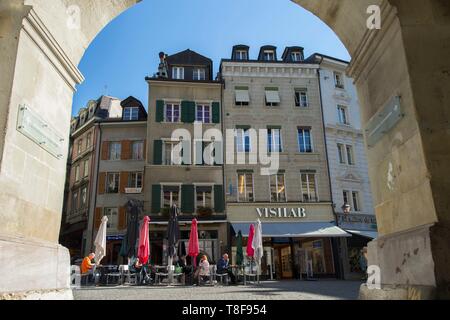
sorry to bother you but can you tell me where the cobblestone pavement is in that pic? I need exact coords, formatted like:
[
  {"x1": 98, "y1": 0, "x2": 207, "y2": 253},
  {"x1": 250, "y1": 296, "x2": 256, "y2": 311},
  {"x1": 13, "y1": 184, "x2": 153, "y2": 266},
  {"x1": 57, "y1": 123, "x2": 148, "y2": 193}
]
[{"x1": 73, "y1": 280, "x2": 362, "y2": 300}]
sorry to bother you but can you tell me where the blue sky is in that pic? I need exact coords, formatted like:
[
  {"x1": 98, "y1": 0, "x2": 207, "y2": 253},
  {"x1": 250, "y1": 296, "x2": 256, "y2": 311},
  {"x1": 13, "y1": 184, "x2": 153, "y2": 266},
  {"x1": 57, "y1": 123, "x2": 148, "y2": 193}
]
[{"x1": 72, "y1": 0, "x2": 350, "y2": 115}]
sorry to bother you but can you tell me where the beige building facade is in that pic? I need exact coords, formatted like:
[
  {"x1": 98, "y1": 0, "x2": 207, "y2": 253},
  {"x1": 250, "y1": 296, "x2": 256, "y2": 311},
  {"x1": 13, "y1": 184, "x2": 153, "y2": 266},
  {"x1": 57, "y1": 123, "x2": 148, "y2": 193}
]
[{"x1": 220, "y1": 46, "x2": 349, "y2": 279}]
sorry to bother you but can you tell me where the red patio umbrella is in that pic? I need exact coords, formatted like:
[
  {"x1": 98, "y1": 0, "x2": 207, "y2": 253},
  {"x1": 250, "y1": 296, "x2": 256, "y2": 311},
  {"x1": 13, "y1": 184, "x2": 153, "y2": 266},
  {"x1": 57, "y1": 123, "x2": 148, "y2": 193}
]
[
  {"x1": 246, "y1": 224, "x2": 255, "y2": 258},
  {"x1": 188, "y1": 219, "x2": 199, "y2": 268},
  {"x1": 137, "y1": 216, "x2": 151, "y2": 265}
]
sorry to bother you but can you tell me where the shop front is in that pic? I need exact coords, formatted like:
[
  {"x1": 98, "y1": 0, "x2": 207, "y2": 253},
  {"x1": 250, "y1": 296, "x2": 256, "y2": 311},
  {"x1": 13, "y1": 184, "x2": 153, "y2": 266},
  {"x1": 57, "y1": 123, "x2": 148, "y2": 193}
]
[{"x1": 228, "y1": 203, "x2": 350, "y2": 280}]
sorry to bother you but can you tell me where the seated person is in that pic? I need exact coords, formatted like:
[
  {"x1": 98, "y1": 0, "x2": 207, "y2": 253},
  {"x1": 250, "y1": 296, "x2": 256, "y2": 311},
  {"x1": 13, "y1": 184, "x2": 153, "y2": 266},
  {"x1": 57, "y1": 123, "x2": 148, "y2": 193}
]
[
  {"x1": 217, "y1": 254, "x2": 237, "y2": 284},
  {"x1": 80, "y1": 253, "x2": 96, "y2": 284},
  {"x1": 194, "y1": 255, "x2": 210, "y2": 285},
  {"x1": 177, "y1": 255, "x2": 194, "y2": 285}
]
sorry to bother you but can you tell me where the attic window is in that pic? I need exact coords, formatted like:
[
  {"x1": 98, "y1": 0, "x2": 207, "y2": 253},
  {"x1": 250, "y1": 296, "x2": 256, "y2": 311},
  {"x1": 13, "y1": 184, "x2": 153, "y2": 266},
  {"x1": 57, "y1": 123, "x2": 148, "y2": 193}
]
[
  {"x1": 236, "y1": 50, "x2": 248, "y2": 60},
  {"x1": 123, "y1": 107, "x2": 139, "y2": 121},
  {"x1": 291, "y1": 51, "x2": 303, "y2": 62},
  {"x1": 263, "y1": 50, "x2": 275, "y2": 61},
  {"x1": 193, "y1": 68, "x2": 206, "y2": 81}
]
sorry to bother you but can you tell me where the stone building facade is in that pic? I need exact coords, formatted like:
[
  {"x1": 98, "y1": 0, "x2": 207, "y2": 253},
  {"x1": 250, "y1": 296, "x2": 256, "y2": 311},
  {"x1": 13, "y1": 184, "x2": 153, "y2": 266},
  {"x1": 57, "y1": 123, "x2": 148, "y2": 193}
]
[{"x1": 220, "y1": 45, "x2": 349, "y2": 279}]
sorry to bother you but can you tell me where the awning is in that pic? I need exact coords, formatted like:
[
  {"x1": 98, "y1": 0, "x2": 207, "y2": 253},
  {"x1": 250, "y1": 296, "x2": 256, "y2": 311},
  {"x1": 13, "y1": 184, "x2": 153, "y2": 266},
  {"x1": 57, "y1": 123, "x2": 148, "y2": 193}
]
[
  {"x1": 231, "y1": 222, "x2": 351, "y2": 238},
  {"x1": 265, "y1": 90, "x2": 281, "y2": 104},
  {"x1": 236, "y1": 89, "x2": 250, "y2": 103},
  {"x1": 345, "y1": 229, "x2": 378, "y2": 239}
]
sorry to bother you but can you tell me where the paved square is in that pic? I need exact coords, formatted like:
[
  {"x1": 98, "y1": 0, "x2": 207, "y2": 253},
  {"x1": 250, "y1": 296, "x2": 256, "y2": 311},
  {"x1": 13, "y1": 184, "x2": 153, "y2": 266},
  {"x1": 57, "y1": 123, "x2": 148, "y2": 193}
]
[{"x1": 73, "y1": 280, "x2": 362, "y2": 300}]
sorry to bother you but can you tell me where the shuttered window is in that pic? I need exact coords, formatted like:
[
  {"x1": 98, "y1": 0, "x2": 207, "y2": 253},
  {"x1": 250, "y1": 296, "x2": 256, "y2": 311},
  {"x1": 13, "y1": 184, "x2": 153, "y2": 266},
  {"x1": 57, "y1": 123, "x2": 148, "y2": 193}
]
[
  {"x1": 151, "y1": 185, "x2": 161, "y2": 213},
  {"x1": 212, "y1": 102, "x2": 221, "y2": 124},
  {"x1": 181, "y1": 185, "x2": 195, "y2": 214},
  {"x1": 214, "y1": 185, "x2": 224, "y2": 213},
  {"x1": 153, "y1": 140, "x2": 163, "y2": 165},
  {"x1": 265, "y1": 88, "x2": 280, "y2": 106},
  {"x1": 156, "y1": 100, "x2": 165, "y2": 122}
]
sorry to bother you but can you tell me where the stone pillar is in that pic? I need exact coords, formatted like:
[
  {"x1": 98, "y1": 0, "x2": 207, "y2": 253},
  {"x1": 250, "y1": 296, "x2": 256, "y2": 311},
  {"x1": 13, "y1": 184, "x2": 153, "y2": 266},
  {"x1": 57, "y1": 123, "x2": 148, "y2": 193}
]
[{"x1": 346, "y1": 1, "x2": 450, "y2": 299}]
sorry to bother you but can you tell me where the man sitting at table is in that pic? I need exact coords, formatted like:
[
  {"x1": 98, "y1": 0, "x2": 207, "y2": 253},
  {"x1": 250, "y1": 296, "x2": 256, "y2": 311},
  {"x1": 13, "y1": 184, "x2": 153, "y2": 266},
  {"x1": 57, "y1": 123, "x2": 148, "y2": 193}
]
[
  {"x1": 217, "y1": 254, "x2": 236, "y2": 284},
  {"x1": 80, "y1": 253, "x2": 96, "y2": 284}
]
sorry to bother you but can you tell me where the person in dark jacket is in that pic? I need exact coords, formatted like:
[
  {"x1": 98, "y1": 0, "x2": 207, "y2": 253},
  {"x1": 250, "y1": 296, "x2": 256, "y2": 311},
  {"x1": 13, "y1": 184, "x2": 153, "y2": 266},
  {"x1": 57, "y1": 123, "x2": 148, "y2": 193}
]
[{"x1": 217, "y1": 254, "x2": 236, "y2": 284}]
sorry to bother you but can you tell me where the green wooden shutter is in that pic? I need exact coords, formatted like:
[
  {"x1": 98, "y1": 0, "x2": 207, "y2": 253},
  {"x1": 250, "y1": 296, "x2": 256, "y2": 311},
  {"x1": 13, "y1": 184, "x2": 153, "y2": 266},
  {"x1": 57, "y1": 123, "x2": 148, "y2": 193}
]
[
  {"x1": 214, "y1": 185, "x2": 224, "y2": 213},
  {"x1": 212, "y1": 102, "x2": 221, "y2": 124},
  {"x1": 181, "y1": 101, "x2": 196, "y2": 123},
  {"x1": 181, "y1": 184, "x2": 195, "y2": 214},
  {"x1": 151, "y1": 185, "x2": 161, "y2": 213},
  {"x1": 153, "y1": 140, "x2": 163, "y2": 165},
  {"x1": 188, "y1": 101, "x2": 196, "y2": 123},
  {"x1": 156, "y1": 100, "x2": 165, "y2": 122}
]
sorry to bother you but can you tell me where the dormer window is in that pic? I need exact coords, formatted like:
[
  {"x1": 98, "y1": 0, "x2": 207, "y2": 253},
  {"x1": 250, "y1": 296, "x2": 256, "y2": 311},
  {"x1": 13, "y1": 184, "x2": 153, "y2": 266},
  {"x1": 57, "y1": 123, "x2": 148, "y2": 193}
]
[
  {"x1": 236, "y1": 50, "x2": 248, "y2": 60},
  {"x1": 291, "y1": 51, "x2": 303, "y2": 62},
  {"x1": 263, "y1": 50, "x2": 275, "y2": 61},
  {"x1": 172, "y1": 67, "x2": 185, "y2": 80},
  {"x1": 334, "y1": 72, "x2": 345, "y2": 89},
  {"x1": 123, "y1": 107, "x2": 139, "y2": 121},
  {"x1": 193, "y1": 68, "x2": 206, "y2": 81}
]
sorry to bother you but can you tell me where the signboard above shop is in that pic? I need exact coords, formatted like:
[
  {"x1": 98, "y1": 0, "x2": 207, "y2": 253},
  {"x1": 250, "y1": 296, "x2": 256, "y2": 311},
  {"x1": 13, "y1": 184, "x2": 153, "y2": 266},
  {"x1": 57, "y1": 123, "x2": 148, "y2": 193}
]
[{"x1": 256, "y1": 207, "x2": 307, "y2": 219}]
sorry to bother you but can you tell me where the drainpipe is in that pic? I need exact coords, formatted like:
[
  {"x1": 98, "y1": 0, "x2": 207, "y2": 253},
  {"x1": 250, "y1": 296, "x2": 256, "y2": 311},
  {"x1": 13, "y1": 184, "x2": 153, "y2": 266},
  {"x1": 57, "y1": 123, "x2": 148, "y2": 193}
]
[
  {"x1": 316, "y1": 57, "x2": 345, "y2": 280},
  {"x1": 90, "y1": 121, "x2": 103, "y2": 253}
]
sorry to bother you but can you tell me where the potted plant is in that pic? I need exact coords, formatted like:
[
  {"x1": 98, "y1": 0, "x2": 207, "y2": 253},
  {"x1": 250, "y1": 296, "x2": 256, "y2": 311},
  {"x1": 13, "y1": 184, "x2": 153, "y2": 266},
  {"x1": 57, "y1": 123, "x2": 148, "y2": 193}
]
[{"x1": 197, "y1": 207, "x2": 213, "y2": 217}]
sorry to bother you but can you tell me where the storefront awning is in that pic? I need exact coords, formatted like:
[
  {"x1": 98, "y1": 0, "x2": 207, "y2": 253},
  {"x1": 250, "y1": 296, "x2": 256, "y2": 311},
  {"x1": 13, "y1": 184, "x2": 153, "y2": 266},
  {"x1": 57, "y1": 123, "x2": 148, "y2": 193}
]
[
  {"x1": 345, "y1": 229, "x2": 378, "y2": 239},
  {"x1": 231, "y1": 222, "x2": 351, "y2": 238}
]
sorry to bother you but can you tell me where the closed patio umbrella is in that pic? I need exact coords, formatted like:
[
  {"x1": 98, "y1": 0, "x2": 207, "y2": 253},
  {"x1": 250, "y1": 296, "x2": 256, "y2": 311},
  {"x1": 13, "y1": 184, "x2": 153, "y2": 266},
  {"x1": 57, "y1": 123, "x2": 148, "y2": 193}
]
[
  {"x1": 246, "y1": 224, "x2": 255, "y2": 258},
  {"x1": 252, "y1": 219, "x2": 263, "y2": 282},
  {"x1": 236, "y1": 231, "x2": 244, "y2": 266},
  {"x1": 126, "y1": 200, "x2": 140, "y2": 259},
  {"x1": 137, "y1": 216, "x2": 151, "y2": 265},
  {"x1": 188, "y1": 219, "x2": 199, "y2": 268},
  {"x1": 167, "y1": 205, "x2": 180, "y2": 284},
  {"x1": 94, "y1": 216, "x2": 108, "y2": 265},
  {"x1": 178, "y1": 240, "x2": 187, "y2": 258}
]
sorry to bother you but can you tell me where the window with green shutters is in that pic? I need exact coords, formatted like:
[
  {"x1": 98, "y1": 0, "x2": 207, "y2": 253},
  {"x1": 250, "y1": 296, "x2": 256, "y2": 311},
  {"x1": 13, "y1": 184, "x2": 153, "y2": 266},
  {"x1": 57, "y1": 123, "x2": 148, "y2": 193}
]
[
  {"x1": 153, "y1": 140, "x2": 163, "y2": 165},
  {"x1": 181, "y1": 184, "x2": 195, "y2": 214},
  {"x1": 156, "y1": 100, "x2": 164, "y2": 123},
  {"x1": 212, "y1": 102, "x2": 221, "y2": 124},
  {"x1": 181, "y1": 101, "x2": 196, "y2": 123},
  {"x1": 214, "y1": 185, "x2": 224, "y2": 213},
  {"x1": 151, "y1": 185, "x2": 161, "y2": 213}
]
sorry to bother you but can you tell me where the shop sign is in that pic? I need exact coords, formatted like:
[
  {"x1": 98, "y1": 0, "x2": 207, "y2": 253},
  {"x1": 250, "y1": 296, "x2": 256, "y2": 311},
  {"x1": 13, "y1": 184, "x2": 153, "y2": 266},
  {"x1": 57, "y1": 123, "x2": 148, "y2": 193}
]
[{"x1": 256, "y1": 207, "x2": 307, "y2": 219}]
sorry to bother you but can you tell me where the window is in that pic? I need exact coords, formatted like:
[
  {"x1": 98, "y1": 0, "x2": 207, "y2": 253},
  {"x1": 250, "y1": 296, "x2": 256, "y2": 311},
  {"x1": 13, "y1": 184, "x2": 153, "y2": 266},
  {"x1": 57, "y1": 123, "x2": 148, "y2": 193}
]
[
  {"x1": 295, "y1": 89, "x2": 308, "y2": 107},
  {"x1": 352, "y1": 191, "x2": 361, "y2": 212},
  {"x1": 196, "y1": 104, "x2": 211, "y2": 123},
  {"x1": 109, "y1": 142, "x2": 121, "y2": 160},
  {"x1": 237, "y1": 173, "x2": 254, "y2": 202},
  {"x1": 75, "y1": 165, "x2": 80, "y2": 182},
  {"x1": 163, "y1": 141, "x2": 183, "y2": 165},
  {"x1": 236, "y1": 50, "x2": 248, "y2": 60},
  {"x1": 346, "y1": 145, "x2": 355, "y2": 165},
  {"x1": 236, "y1": 128, "x2": 251, "y2": 153},
  {"x1": 291, "y1": 51, "x2": 302, "y2": 62},
  {"x1": 172, "y1": 67, "x2": 184, "y2": 80},
  {"x1": 196, "y1": 186, "x2": 212, "y2": 209},
  {"x1": 298, "y1": 128, "x2": 313, "y2": 153},
  {"x1": 337, "y1": 105, "x2": 349, "y2": 125},
  {"x1": 265, "y1": 88, "x2": 280, "y2": 107},
  {"x1": 334, "y1": 71, "x2": 344, "y2": 89},
  {"x1": 163, "y1": 186, "x2": 180, "y2": 208},
  {"x1": 263, "y1": 50, "x2": 275, "y2": 61},
  {"x1": 165, "y1": 103, "x2": 180, "y2": 123},
  {"x1": 86, "y1": 133, "x2": 92, "y2": 149},
  {"x1": 301, "y1": 172, "x2": 318, "y2": 202},
  {"x1": 83, "y1": 159, "x2": 89, "y2": 178},
  {"x1": 106, "y1": 173, "x2": 120, "y2": 194},
  {"x1": 77, "y1": 139, "x2": 83, "y2": 155},
  {"x1": 268, "y1": 128, "x2": 282, "y2": 153},
  {"x1": 104, "y1": 208, "x2": 118, "y2": 231},
  {"x1": 193, "y1": 68, "x2": 206, "y2": 81},
  {"x1": 337, "y1": 144, "x2": 346, "y2": 164},
  {"x1": 132, "y1": 141, "x2": 144, "y2": 160},
  {"x1": 343, "y1": 190, "x2": 350, "y2": 208},
  {"x1": 270, "y1": 174, "x2": 286, "y2": 202},
  {"x1": 72, "y1": 191, "x2": 78, "y2": 212},
  {"x1": 128, "y1": 172, "x2": 143, "y2": 189},
  {"x1": 235, "y1": 87, "x2": 250, "y2": 106},
  {"x1": 81, "y1": 187, "x2": 87, "y2": 207},
  {"x1": 123, "y1": 107, "x2": 139, "y2": 121}
]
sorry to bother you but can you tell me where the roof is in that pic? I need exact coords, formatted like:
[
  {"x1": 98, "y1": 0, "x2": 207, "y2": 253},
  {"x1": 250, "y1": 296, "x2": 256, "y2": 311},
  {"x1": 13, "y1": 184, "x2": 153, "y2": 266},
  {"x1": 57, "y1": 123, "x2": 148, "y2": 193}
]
[
  {"x1": 166, "y1": 49, "x2": 213, "y2": 66},
  {"x1": 305, "y1": 53, "x2": 350, "y2": 65}
]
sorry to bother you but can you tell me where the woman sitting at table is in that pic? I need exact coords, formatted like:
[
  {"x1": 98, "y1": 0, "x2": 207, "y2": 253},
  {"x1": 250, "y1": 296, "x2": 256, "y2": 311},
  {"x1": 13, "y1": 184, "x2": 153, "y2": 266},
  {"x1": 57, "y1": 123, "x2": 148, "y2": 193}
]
[{"x1": 194, "y1": 255, "x2": 210, "y2": 285}]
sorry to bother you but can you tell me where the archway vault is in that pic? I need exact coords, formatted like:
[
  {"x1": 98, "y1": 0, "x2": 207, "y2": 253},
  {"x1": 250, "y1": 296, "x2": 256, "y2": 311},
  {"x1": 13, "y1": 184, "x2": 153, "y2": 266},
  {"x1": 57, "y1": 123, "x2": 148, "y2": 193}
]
[{"x1": 0, "y1": 0, "x2": 449, "y2": 299}]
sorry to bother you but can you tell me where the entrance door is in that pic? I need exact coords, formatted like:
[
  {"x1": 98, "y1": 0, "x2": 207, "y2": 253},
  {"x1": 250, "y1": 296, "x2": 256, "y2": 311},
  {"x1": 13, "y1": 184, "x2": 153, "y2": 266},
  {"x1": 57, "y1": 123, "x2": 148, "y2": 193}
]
[{"x1": 280, "y1": 246, "x2": 293, "y2": 278}]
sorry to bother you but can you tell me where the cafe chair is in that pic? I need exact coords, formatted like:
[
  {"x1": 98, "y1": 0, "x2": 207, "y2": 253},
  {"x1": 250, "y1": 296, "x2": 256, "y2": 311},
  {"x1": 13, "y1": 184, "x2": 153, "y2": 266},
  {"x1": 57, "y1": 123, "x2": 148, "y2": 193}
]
[
  {"x1": 105, "y1": 265, "x2": 122, "y2": 286},
  {"x1": 212, "y1": 265, "x2": 229, "y2": 286}
]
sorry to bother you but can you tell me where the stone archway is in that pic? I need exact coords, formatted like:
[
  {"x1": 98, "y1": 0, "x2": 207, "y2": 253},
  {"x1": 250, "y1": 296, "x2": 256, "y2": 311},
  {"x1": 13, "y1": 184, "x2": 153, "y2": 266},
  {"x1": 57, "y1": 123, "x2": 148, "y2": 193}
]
[{"x1": 0, "y1": 0, "x2": 448, "y2": 299}]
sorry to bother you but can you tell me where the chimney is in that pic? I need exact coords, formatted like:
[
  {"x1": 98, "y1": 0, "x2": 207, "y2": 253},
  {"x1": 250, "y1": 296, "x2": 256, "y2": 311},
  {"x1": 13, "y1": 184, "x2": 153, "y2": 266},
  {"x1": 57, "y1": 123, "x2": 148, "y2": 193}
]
[{"x1": 157, "y1": 52, "x2": 168, "y2": 79}]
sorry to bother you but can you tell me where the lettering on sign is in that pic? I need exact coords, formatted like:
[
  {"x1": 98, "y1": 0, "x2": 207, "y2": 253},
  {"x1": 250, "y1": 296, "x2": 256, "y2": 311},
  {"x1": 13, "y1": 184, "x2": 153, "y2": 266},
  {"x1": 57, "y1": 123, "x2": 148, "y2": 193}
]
[{"x1": 256, "y1": 207, "x2": 307, "y2": 219}]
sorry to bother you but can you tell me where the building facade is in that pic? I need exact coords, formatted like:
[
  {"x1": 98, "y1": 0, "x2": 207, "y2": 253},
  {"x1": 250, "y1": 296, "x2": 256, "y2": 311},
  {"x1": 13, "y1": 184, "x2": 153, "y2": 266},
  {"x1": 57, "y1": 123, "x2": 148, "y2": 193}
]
[
  {"x1": 144, "y1": 50, "x2": 227, "y2": 265},
  {"x1": 220, "y1": 45, "x2": 349, "y2": 280},
  {"x1": 60, "y1": 95, "x2": 122, "y2": 260},
  {"x1": 308, "y1": 53, "x2": 377, "y2": 279}
]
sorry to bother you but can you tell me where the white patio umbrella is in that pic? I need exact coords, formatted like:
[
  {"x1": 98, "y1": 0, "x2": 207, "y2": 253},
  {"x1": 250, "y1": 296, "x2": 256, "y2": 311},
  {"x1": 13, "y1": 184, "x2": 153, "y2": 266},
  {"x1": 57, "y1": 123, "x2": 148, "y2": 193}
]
[
  {"x1": 252, "y1": 219, "x2": 263, "y2": 283},
  {"x1": 94, "y1": 216, "x2": 108, "y2": 265}
]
